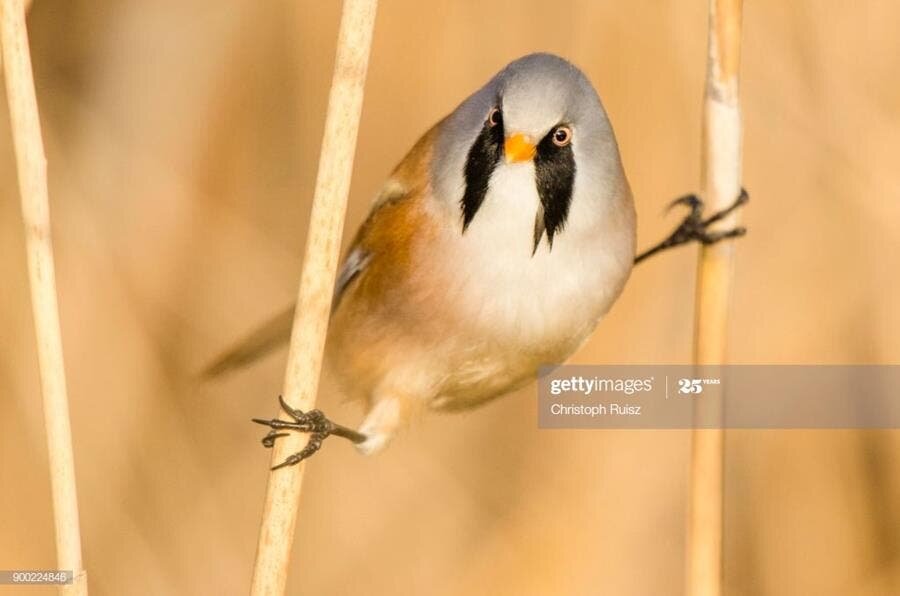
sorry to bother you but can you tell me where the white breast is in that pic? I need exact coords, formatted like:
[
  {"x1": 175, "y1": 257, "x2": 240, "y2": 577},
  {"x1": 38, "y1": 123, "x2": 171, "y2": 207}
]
[{"x1": 432, "y1": 163, "x2": 634, "y2": 351}]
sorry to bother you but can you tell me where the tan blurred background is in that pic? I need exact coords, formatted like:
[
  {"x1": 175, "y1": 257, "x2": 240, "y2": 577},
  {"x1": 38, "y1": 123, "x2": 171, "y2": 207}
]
[{"x1": 1, "y1": 1, "x2": 899, "y2": 594}]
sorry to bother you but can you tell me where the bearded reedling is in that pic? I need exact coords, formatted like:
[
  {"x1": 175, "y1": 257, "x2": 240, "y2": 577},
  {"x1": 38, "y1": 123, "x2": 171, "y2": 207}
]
[{"x1": 206, "y1": 53, "x2": 747, "y2": 468}]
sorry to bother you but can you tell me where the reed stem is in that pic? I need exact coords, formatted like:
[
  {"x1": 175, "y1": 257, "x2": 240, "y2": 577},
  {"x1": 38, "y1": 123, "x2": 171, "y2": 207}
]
[
  {"x1": 249, "y1": 1, "x2": 378, "y2": 594},
  {"x1": 687, "y1": 1, "x2": 744, "y2": 595},
  {"x1": 1, "y1": 0, "x2": 87, "y2": 593}
]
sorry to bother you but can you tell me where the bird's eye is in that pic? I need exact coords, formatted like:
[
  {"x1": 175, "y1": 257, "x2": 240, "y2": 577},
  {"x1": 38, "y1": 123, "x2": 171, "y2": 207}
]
[
  {"x1": 552, "y1": 126, "x2": 573, "y2": 147},
  {"x1": 487, "y1": 107, "x2": 502, "y2": 128}
]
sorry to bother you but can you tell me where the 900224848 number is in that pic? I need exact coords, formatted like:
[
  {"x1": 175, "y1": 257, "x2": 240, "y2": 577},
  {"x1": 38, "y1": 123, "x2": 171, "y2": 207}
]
[{"x1": 7, "y1": 570, "x2": 72, "y2": 584}]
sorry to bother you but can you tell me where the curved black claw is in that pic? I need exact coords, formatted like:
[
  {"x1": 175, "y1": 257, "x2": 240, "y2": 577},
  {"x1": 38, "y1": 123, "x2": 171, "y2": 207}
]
[
  {"x1": 260, "y1": 431, "x2": 289, "y2": 448},
  {"x1": 635, "y1": 188, "x2": 749, "y2": 265},
  {"x1": 252, "y1": 396, "x2": 367, "y2": 470}
]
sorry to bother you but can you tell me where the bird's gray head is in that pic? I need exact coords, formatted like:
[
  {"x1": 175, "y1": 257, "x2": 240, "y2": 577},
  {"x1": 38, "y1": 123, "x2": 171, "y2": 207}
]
[{"x1": 432, "y1": 53, "x2": 627, "y2": 252}]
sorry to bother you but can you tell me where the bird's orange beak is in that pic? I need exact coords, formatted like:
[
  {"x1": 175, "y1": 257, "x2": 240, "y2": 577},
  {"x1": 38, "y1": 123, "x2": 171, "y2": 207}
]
[{"x1": 504, "y1": 133, "x2": 536, "y2": 163}]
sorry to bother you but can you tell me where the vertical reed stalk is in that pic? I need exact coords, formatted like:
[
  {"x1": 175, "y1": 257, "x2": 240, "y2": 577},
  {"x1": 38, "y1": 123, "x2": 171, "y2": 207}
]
[
  {"x1": 1, "y1": 0, "x2": 88, "y2": 593},
  {"x1": 687, "y1": 1, "x2": 743, "y2": 595},
  {"x1": 249, "y1": 1, "x2": 377, "y2": 594}
]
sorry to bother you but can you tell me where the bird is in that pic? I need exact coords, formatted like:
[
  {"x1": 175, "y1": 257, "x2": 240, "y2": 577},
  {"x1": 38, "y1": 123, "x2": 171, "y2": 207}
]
[{"x1": 205, "y1": 53, "x2": 747, "y2": 468}]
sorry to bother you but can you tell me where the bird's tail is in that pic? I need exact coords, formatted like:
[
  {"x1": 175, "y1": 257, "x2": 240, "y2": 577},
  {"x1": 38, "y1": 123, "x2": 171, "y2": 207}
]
[{"x1": 202, "y1": 305, "x2": 295, "y2": 379}]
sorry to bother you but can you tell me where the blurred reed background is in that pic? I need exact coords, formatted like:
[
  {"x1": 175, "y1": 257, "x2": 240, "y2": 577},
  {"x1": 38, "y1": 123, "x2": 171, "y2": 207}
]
[{"x1": 1, "y1": 1, "x2": 899, "y2": 594}]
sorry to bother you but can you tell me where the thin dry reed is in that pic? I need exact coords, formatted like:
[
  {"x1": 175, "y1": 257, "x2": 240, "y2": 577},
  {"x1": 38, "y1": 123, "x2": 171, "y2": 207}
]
[
  {"x1": 249, "y1": 1, "x2": 378, "y2": 594},
  {"x1": 686, "y1": 1, "x2": 744, "y2": 596},
  {"x1": 1, "y1": 0, "x2": 87, "y2": 593}
]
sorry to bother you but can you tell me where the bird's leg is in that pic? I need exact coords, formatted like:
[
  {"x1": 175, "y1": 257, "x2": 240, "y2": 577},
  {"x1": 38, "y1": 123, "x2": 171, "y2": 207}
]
[
  {"x1": 252, "y1": 395, "x2": 367, "y2": 470},
  {"x1": 634, "y1": 188, "x2": 749, "y2": 265}
]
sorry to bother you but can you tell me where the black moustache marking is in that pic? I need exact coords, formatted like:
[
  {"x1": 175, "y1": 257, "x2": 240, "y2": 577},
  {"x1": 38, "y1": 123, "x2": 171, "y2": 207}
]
[
  {"x1": 461, "y1": 116, "x2": 504, "y2": 231},
  {"x1": 533, "y1": 131, "x2": 576, "y2": 251},
  {"x1": 532, "y1": 203, "x2": 546, "y2": 256}
]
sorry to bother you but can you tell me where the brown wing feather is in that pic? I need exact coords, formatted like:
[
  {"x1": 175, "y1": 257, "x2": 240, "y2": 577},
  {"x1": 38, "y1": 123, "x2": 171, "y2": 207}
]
[
  {"x1": 330, "y1": 123, "x2": 440, "y2": 312},
  {"x1": 203, "y1": 123, "x2": 441, "y2": 378}
]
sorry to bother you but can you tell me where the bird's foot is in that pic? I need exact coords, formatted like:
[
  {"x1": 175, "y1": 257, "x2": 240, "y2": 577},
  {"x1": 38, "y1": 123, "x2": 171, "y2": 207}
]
[
  {"x1": 634, "y1": 188, "x2": 749, "y2": 264},
  {"x1": 252, "y1": 396, "x2": 365, "y2": 470}
]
